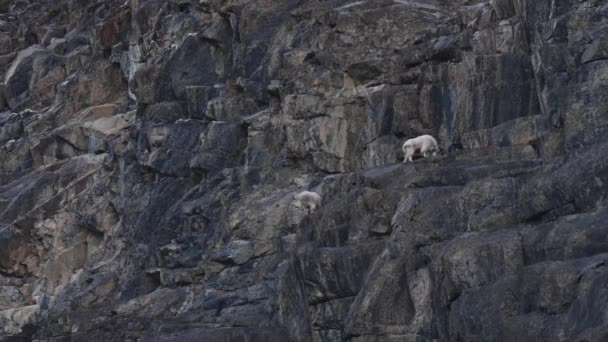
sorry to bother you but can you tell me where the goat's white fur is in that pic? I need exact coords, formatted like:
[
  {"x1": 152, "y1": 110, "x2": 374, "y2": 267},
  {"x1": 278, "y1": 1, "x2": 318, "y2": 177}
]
[
  {"x1": 402, "y1": 135, "x2": 439, "y2": 162},
  {"x1": 293, "y1": 191, "x2": 322, "y2": 213}
]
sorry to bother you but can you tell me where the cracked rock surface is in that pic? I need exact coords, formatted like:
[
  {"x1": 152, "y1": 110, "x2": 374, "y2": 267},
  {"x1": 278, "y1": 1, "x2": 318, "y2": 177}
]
[{"x1": 1, "y1": 0, "x2": 608, "y2": 341}]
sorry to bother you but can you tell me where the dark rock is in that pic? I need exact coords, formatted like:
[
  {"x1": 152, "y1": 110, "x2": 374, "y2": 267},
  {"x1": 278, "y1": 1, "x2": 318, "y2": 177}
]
[
  {"x1": 3, "y1": 45, "x2": 45, "y2": 108},
  {"x1": 141, "y1": 101, "x2": 187, "y2": 123},
  {"x1": 137, "y1": 121, "x2": 204, "y2": 177},
  {"x1": 190, "y1": 121, "x2": 246, "y2": 172},
  {"x1": 1, "y1": 0, "x2": 608, "y2": 341},
  {"x1": 185, "y1": 85, "x2": 209, "y2": 119},
  {"x1": 162, "y1": 35, "x2": 220, "y2": 100}
]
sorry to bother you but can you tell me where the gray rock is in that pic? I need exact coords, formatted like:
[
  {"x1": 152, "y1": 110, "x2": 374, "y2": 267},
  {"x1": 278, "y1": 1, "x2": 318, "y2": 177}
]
[
  {"x1": 1, "y1": 0, "x2": 608, "y2": 341},
  {"x1": 185, "y1": 85, "x2": 209, "y2": 120}
]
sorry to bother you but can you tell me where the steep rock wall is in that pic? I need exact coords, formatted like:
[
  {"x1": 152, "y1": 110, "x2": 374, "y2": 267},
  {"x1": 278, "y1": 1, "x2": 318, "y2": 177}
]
[{"x1": 1, "y1": 0, "x2": 608, "y2": 341}]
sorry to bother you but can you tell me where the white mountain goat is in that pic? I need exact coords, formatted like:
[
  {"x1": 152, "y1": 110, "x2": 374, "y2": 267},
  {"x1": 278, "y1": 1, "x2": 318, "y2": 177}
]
[
  {"x1": 402, "y1": 134, "x2": 439, "y2": 162},
  {"x1": 293, "y1": 191, "x2": 322, "y2": 213}
]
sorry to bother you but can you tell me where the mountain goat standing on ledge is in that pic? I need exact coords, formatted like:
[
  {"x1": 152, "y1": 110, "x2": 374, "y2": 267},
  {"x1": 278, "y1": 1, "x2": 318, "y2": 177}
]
[
  {"x1": 294, "y1": 191, "x2": 322, "y2": 214},
  {"x1": 402, "y1": 134, "x2": 439, "y2": 162}
]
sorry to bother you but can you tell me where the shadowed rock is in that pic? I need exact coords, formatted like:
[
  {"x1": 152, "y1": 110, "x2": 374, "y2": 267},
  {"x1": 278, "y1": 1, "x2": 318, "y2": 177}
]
[{"x1": 1, "y1": 0, "x2": 608, "y2": 341}]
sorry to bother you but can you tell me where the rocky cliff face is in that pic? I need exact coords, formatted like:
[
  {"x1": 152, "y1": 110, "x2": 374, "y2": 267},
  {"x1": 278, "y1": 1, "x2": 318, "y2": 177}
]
[{"x1": 1, "y1": 0, "x2": 608, "y2": 341}]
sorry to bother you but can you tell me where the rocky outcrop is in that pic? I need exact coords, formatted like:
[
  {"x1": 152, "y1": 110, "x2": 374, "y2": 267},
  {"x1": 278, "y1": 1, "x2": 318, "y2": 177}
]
[{"x1": 1, "y1": 0, "x2": 608, "y2": 341}]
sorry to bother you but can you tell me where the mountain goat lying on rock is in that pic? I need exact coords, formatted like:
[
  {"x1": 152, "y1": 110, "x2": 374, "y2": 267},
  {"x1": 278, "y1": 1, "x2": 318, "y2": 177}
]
[
  {"x1": 294, "y1": 191, "x2": 322, "y2": 213},
  {"x1": 402, "y1": 134, "x2": 439, "y2": 162}
]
